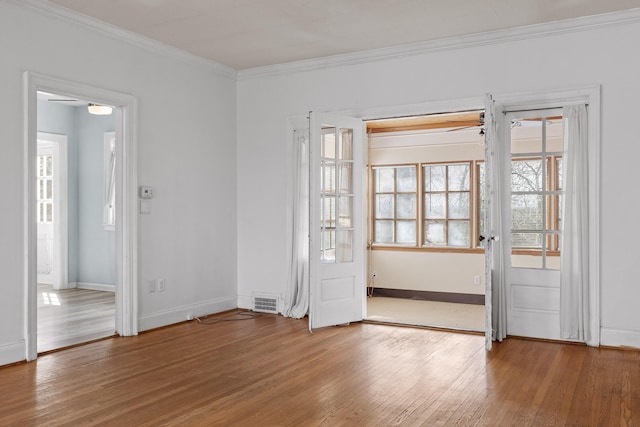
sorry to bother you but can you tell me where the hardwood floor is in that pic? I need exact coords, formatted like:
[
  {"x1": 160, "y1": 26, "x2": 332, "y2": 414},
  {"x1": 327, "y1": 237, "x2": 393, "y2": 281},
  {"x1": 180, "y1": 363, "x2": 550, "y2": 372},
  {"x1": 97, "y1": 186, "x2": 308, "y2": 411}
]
[
  {"x1": 38, "y1": 284, "x2": 116, "y2": 353},
  {"x1": 2, "y1": 310, "x2": 638, "y2": 426}
]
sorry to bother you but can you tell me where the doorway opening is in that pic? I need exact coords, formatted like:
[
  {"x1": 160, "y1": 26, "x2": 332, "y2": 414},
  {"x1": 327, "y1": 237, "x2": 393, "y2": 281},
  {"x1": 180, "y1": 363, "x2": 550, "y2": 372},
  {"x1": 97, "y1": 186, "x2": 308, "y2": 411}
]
[
  {"x1": 364, "y1": 110, "x2": 486, "y2": 332},
  {"x1": 24, "y1": 72, "x2": 138, "y2": 361},
  {"x1": 35, "y1": 92, "x2": 117, "y2": 353}
]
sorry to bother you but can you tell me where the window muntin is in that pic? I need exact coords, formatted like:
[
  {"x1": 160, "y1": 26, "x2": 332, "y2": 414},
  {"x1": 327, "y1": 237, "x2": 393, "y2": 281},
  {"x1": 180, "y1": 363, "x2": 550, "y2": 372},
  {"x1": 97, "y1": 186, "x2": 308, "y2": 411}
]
[
  {"x1": 320, "y1": 127, "x2": 355, "y2": 263},
  {"x1": 37, "y1": 154, "x2": 53, "y2": 224},
  {"x1": 103, "y1": 132, "x2": 116, "y2": 230},
  {"x1": 423, "y1": 162, "x2": 471, "y2": 248},
  {"x1": 509, "y1": 114, "x2": 564, "y2": 269},
  {"x1": 372, "y1": 165, "x2": 417, "y2": 245}
]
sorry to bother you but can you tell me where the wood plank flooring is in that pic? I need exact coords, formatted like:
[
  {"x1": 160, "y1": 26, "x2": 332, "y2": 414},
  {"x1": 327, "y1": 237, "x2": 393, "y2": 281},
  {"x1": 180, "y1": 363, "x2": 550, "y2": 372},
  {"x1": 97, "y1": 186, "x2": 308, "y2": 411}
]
[
  {"x1": 38, "y1": 284, "x2": 116, "y2": 353},
  {"x1": 1, "y1": 310, "x2": 638, "y2": 426}
]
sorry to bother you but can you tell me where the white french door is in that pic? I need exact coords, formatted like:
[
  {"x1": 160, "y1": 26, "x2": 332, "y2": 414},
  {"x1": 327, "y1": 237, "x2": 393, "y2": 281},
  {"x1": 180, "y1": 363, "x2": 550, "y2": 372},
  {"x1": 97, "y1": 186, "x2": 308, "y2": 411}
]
[
  {"x1": 309, "y1": 112, "x2": 365, "y2": 329},
  {"x1": 503, "y1": 107, "x2": 565, "y2": 340},
  {"x1": 35, "y1": 134, "x2": 68, "y2": 291},
  {"x1": 36, "y1": 144, "x2": 55, "y2": 286}
]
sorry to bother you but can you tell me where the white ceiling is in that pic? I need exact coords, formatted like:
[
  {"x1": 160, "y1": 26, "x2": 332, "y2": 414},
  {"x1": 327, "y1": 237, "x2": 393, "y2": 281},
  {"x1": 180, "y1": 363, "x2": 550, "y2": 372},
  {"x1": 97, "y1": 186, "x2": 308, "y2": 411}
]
[{"x1": 47, "y1": 0, "x2": 640, "y2": 70}]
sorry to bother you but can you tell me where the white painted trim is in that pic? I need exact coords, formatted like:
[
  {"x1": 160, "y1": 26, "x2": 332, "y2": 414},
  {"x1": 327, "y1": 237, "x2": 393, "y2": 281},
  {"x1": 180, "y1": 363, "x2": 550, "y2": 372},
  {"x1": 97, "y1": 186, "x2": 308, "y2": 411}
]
[
  {"x1": 0, "y1": 341, "x2": 25, "y2": 367},
  {"x1": 103, "y1": 131, "x2": 116, "y2": 231},
  {"x1": 76, "y1": 282, "x2": 116, "y2": 293},
  {"x1": 24, "y1": 72, "x2": 139, "y2": 362},
  {"x1": 37, "y1": 132, "x2": 69, "y2": 290},
  {"x1": 237, "y1": 294, "x2": 253, "y2": 311},
  {"x1": 138, "y1": 296, "x2": 237, "y2": 331},
  {"x1": 601, "y1": 328, "x2": 640, "y2": 349},
  {"x1": 239, "y1": 8, "x2": 640, "y2": 80},
  {"x1": 305, "y1": 87, "x2": 599, "y2": 345},
  {"x1": 10, "y1": 0, "x2": 237, "y2": 80}
]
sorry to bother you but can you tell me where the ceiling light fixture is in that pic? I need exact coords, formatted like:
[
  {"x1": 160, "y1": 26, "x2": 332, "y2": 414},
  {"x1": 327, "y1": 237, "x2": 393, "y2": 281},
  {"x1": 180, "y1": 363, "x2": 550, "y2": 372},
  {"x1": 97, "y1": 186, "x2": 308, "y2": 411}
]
[{"x1": 88, "y1": 103, "x2": 113, "y2": 115}]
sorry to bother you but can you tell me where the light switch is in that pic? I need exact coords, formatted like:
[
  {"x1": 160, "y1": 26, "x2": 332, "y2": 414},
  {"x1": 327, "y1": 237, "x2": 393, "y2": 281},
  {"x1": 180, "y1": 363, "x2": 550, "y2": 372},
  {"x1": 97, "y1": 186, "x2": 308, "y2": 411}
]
[{"x1": 140, "y1": 200, "x2": 151, "y2": 214}]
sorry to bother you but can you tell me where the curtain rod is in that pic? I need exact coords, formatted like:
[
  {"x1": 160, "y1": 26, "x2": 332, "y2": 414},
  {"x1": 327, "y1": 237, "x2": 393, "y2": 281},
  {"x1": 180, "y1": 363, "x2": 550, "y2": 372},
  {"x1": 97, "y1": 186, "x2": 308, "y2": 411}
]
[{"x1": 503, "y1": 102, "x2": 589, "y2": 114}]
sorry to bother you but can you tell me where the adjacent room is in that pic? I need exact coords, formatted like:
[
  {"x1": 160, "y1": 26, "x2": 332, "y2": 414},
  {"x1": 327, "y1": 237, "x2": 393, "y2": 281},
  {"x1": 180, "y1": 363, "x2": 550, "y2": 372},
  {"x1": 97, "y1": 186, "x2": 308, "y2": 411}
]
[
  {"x1": 365, "y1": 111, "x2": 486, "y2": 331},
  {"x1": 36, "y1": 92, "x2": 116, "y2": 353}
]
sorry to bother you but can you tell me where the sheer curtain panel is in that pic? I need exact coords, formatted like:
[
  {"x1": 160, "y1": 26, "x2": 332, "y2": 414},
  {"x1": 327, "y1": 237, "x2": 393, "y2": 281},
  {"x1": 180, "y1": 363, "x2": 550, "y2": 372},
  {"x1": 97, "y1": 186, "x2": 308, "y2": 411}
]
[
  {"x1": 282, "y1": 129, "x2": 310, "y2": 318},
  {"x1": 559, "y1": 104, "x2": 593, "y2": 343}
]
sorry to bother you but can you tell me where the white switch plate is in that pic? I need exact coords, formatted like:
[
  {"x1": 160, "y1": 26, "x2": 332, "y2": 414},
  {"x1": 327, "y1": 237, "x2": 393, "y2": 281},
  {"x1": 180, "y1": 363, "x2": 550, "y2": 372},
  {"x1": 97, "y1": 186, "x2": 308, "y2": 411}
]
[{"x1": 140, "y1": 200, "x2": 151, "y2": 214}]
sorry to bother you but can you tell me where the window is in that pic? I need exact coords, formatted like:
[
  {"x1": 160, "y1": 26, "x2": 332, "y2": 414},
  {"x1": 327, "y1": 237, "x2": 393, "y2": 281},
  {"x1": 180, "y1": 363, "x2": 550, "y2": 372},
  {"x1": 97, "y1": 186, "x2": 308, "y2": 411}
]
[
  {"x1": 424, "y1": 163, "x2": 471, "y2": 247},
  {"x1": 320, "y1": 127, "x2": 354, "y2": 263},
  {"x1": 372, "y1": 162, "x2": 473, "y2": 249},
  {"x1": 103, "y1": 132, "x2": 116, "y2": 230},
  {"x1": 372, "y1": 166, "x2": 417, "y2": 245},
  {"x1": 37, "y1": 153, "x2": 53, "y2": 224},
  {"x1": 510, "y1": 156, "x2": 563, "y2": 254},
  {"x1": 476, "y1": 156, "x2": 563, "y2": 253}
]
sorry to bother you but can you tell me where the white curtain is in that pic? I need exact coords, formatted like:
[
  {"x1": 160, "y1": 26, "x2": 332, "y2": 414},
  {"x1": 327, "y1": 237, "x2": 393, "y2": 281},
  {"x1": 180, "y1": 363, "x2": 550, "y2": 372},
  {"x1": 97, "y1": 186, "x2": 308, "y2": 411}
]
[
  {"x1": 282, "y1": 129, "x2": 310, "y2": 318},
  {"x1": 560, "y1": 104, "x2": 594, "y2": 344}
]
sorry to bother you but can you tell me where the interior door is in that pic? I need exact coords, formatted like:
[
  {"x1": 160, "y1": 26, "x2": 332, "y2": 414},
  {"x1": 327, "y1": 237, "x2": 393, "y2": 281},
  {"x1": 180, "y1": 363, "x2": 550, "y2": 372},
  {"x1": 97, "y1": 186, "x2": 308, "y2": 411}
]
[
  {"x1": 503, "y1": 108, "x2": 565, "y2": 340},
  {"x1": 36, "y1": 144, "x2": 54, "y2": 286},
  {"x1": 309, "y1": 112, "x2": 365, "y2": 329}
]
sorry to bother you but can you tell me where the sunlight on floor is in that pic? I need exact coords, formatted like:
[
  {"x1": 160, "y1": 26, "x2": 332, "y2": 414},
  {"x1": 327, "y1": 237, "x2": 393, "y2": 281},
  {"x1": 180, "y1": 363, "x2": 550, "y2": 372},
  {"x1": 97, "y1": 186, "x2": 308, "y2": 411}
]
[{"x1": 41, "y1": 292, "x2": 61, "y2": 306}]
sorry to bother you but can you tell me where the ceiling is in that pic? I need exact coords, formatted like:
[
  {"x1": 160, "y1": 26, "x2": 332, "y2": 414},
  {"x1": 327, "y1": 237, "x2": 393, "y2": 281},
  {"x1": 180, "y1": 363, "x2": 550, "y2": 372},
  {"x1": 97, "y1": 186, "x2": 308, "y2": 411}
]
[{"x1": 46, "y1": 0, "x2": 640, "y2": 70}]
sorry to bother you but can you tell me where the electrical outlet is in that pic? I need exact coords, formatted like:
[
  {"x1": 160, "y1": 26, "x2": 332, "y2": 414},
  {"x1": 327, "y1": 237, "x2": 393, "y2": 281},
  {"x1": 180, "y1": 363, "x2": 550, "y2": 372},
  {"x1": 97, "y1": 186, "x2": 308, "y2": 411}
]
[
  {"x1": 148, "y1": 279, "x2": 156, "y2": 293},
  {"x1": 474, "y1": 275, "x2": 481, "y2": 285},
  {"x1": 157, "y1": 278, "x2": 165, "y2": 292}
]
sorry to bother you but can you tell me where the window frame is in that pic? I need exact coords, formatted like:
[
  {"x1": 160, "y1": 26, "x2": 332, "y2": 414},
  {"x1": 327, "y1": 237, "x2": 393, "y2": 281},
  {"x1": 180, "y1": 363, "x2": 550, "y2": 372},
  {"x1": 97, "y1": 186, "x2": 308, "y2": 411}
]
[
  {"x1": 103, "y1": 131, "x2": 116, "y2": 231},
  {"x1": 368, "y1": 155, "x2": 563, "y2": 255},
  {"x1": 422, "y1": 161, "x2": 473, "y2": 249},
  {"x1": 371, "y1": 161, "x2": 481, "y2": 253},
  {"x1": 371, "y1": 164, "x2": 419, "y2": 246},
  {"x1": 476, "y1": 156, "x2": 563, "y2": 256}
]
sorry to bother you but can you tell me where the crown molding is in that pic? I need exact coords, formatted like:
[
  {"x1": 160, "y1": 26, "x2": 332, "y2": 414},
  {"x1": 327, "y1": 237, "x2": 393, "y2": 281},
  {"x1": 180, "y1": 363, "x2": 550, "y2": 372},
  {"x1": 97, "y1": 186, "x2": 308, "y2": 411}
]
[
  {"x1": 11, "y1": 0, "x2": 238, "y2": 80},
  {"x1": 238, "y1": 7, "x2": 640, "y2": 81}
]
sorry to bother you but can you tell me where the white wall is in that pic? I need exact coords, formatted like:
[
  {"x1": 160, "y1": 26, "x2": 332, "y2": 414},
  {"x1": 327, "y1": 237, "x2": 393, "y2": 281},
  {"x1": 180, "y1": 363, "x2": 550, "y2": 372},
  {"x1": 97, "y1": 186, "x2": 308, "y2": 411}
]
[
  {"x1": 237, "y1": 19, "x2": 640, "y2": 347},
  {"x1": 0, "y1": 2, "x2": 237, "y2": 365},
  {"x1": 76, "y1": 108, "x2": 115, "y2": 287}
]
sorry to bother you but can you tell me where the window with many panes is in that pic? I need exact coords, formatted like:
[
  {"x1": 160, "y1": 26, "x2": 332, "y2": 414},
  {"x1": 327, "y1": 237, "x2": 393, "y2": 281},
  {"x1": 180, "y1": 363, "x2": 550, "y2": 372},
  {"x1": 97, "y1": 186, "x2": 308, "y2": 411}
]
[
  {"x1": 37, "y1": 154, "x2": 53, "y2": 224},
  {"x1": 423, "y1": 163, "x2": 471, "y2": 247},
  {"x1": 476, "y1": 156, "x2": 563, "y2": 252},
  {"x1": 372, "y1": 157, "x2": 564, "y2": 253},
  {"x1": 510, "y1": 156, "x2": 563, "y2": 253},
  {"x1": 320, "y1": 127, "x2": 355, "y2": 263},
  {"x1": 373, "y1": 166, "x2": 417, "y2": 245}
]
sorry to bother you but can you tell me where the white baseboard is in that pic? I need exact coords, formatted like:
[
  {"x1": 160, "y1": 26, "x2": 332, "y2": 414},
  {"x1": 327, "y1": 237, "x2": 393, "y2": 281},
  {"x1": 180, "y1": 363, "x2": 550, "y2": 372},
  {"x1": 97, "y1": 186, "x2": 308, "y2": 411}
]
[
  {"x1": 75, "y1": 282, "x2": 116, "y2": 292},
  {"x1": 237, "y1": 293, "x2": 253, "y2": 310},
  {"x1": 138, "y1": 296, "x2": 237, "y2": 332},
  {"x1": 600, "y1": 327, "x2": 640, "y2": 349},
  {"x1": 0, "y1": 340, "x2": 25, "y2": 367}
]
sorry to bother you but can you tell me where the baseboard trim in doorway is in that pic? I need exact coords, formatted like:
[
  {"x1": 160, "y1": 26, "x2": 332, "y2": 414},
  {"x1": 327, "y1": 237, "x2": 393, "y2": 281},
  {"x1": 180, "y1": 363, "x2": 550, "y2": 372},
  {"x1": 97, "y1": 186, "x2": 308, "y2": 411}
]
[
  {"x1": 371, "y1": 288, "x2": 484, "y2": 305},
  {"x1": 75, "y1": 282, "x2": 116, "y2": 293}
]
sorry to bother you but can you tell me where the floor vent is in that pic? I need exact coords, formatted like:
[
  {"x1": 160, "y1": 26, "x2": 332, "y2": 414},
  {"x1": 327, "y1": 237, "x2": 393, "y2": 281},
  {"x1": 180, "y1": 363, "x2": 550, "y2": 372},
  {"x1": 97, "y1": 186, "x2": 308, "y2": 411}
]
[{"x1": 253, "y1": 295, "x2": 278, "y2": 314}]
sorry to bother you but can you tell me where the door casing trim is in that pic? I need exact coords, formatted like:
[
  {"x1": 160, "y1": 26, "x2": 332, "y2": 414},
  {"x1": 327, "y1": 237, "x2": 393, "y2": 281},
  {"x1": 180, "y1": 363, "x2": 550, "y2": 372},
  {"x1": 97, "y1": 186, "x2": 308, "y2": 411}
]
[{"x1": 24, "y1": 72, "x2": 139, "y2": 360}]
